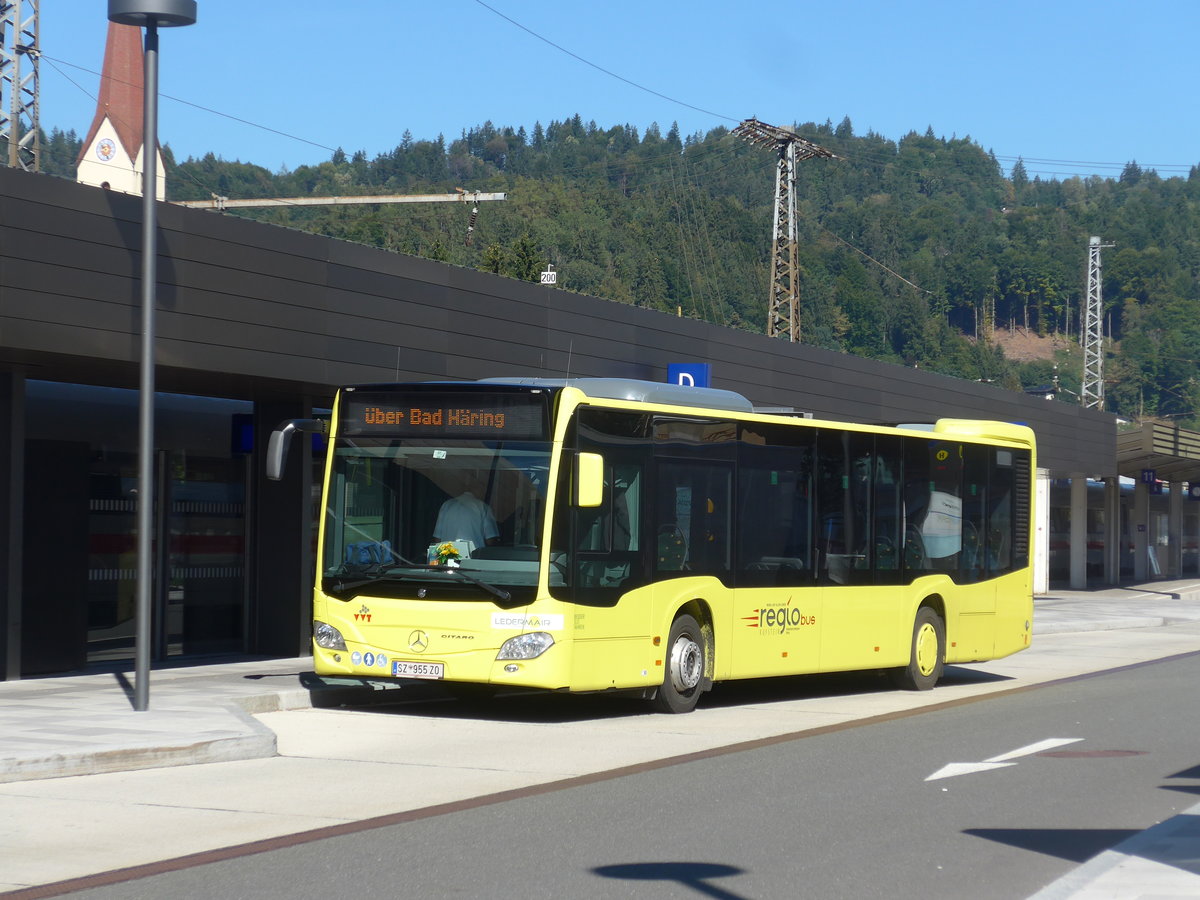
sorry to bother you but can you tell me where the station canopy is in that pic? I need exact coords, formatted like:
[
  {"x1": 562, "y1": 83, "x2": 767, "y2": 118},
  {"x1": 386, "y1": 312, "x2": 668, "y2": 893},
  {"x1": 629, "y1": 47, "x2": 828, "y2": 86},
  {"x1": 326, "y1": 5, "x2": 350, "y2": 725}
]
[{"x1": 1116, "y1": 422, "x2": 1200, "y2": 485}]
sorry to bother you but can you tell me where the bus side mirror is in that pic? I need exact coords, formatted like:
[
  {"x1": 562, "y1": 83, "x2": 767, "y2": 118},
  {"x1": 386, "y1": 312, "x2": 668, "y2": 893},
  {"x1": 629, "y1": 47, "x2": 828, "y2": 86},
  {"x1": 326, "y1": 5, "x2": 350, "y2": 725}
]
[
  {"x1": 575, "y1": 452, "x2": 604, "y2": 507},
  {"x1": 266, "y1": 418, "x2": 327, "y2": 481}
]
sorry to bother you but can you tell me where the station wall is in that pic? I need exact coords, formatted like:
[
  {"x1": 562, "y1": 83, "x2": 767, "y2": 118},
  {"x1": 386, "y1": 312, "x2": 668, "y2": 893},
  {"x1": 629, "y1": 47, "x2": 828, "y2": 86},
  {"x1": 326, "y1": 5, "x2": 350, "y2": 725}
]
[{"x1": 0, "y1": 165, "x2": 1115, "y2": 477}]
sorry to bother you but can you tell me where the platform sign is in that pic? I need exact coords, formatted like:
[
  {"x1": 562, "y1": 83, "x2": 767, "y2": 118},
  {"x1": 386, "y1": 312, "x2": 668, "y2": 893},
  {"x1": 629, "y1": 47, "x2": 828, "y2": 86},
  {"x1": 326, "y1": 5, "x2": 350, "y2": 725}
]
[
  {"x1": 1141, "y1": 468, "x2": 1157, "y2": 484},
  {"x1": 667, "y1": 363, "x2": 711, "y2": 388},
  {"x1": 1189, "y1": 483, "x2": 1200, "y2": 501}
]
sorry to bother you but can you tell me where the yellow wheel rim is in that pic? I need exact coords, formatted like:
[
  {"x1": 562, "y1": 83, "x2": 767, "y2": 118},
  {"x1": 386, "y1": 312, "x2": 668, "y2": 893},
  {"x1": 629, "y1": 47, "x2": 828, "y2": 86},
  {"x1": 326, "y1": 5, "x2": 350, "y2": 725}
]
[{"x1": 915, "y1": 622, "x2": 939, "y2": 677}]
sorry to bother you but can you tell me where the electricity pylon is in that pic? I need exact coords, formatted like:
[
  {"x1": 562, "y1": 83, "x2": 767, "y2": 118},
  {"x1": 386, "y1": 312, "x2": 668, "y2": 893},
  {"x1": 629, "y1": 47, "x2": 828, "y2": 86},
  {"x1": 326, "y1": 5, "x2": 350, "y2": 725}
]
[
  {"x1": 1, "y1": 0, "x2": 39, "y2": 171},
  {"x1": 733, "y1": 118, "x2": 834, "y2": 342},
  {"x1": 1082, "y1": 236, "x2": 1113, "y2": 409}
]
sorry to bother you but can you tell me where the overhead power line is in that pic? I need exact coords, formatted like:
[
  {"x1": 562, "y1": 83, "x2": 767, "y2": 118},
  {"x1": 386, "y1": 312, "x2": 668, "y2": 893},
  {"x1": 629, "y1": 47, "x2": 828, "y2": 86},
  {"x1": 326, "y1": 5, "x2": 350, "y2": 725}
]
[
  {"x1": 814, "y1": 222, "x2": 933, "y2": 296},
  {"x1": 41, "y1": 47, "x2": 1193, "y2": 184},
  {"x1": 40, "y1": 53, "x2": 338, "y2": 154},
  {"x1": 471, "y1": 0, "x2": 739, "y2": 125}
]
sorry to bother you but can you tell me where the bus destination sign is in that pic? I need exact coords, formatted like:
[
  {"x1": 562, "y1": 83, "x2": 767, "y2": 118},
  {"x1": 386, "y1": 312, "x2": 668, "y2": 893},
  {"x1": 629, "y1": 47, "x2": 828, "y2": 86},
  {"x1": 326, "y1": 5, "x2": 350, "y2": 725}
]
[{"x1": 341, "y1": 392, "x2": 548, "y2": 440}]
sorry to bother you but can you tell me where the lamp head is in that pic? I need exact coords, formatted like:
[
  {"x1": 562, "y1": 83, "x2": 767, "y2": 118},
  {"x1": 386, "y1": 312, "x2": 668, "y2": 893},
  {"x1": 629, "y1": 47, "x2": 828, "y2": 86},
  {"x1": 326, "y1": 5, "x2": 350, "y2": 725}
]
[{"x1": 108, "y1": 0, "x2": 197, "y2": 28}]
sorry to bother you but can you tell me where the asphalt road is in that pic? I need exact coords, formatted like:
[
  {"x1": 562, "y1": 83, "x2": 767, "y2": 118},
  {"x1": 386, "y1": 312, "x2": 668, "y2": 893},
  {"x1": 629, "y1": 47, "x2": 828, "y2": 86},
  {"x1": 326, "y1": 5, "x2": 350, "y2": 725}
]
[{"x1": 63, "y1": 652, "x2": 1200, "y2": 899}]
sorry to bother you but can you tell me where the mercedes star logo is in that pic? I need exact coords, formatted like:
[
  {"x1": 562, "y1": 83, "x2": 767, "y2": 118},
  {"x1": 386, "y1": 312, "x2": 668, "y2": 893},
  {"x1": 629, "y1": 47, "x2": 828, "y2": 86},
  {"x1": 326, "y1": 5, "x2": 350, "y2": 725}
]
[{"x1": 408, "y1": 630, "x2": 429, "y2": 653}]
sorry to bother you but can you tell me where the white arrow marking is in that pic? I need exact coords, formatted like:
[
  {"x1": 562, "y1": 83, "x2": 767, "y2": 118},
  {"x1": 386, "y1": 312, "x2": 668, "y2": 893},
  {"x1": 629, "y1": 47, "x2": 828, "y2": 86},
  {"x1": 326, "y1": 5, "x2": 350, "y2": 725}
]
[
  {"x1": 926, "y1": 761, "x2": 1017, "y2": 781},
  {"x1": 985, "y1": 737, "x2": 1083, "y2": 763},
  {"x1": 926, "y1": 738, "x2": 1084, "y2": 782}
]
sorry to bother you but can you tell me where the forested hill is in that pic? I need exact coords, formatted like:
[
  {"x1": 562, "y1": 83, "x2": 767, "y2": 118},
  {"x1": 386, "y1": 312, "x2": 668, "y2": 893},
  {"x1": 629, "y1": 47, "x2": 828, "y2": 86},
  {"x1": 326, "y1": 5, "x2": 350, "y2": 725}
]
[{"x1": 39, "y1": 118, "x2": 1200, "y2": 426}]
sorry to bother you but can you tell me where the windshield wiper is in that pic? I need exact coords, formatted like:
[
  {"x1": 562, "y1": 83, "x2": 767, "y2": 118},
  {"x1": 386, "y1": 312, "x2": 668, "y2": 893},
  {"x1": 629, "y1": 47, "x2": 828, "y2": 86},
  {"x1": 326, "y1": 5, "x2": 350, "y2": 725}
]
[
  {"x1": 433, "y1": 565, "x2": 512, "y2": 602},
  {"x1": 326, "y1": 570, "x2": 415, "y2": 595},
  {"x1": 364, "y1": 545, "x2": 512, "y2": 601},
  {"x1": 326, "y1": 564, "x2": 511, "y2": 602}
]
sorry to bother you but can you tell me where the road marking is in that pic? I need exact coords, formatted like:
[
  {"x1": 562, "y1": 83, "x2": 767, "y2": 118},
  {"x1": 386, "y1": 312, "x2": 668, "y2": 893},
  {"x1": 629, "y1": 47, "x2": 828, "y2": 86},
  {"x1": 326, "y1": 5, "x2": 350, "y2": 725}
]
[
  {"x1": 985, "y1": 737, "x2": 1083, "y2": 762},
  {"x1": 926, "y1": 761, "x2": 1017, "y2": 780},
  {"x1": 926, "y1": 737, "x2": 1084, "y2": 781}
]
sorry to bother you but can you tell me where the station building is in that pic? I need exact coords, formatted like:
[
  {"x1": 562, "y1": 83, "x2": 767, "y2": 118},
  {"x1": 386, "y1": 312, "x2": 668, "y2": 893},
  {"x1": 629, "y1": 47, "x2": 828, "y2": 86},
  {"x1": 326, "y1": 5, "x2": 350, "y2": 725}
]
[{"x1": 2, "y1": 161, "x2": 1198, "y2": 681}]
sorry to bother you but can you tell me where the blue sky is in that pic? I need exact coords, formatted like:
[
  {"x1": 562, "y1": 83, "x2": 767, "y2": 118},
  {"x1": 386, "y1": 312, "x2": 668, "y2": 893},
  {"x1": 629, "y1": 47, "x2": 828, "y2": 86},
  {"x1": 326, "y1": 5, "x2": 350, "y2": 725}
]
[{"x1": 39, "y1": 0, "x2": 1199, "y2": 180}]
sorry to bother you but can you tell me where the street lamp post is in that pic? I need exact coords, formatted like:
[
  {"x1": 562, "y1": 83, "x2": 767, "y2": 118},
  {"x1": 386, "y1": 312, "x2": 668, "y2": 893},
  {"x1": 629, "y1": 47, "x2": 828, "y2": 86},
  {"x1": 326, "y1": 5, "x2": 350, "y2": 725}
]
[{"x1": 106, "y1": 0, "x2": 196, "y2": 711}]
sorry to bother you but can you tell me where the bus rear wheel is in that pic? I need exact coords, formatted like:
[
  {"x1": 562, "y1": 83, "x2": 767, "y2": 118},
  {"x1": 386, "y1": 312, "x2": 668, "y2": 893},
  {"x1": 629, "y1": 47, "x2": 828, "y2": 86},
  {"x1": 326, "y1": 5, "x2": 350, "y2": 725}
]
[
  {"x1": 891, "y1": 606, "x2": 945, "y2": 691},
  {"x1": 652, "y1": 614, "x2": 706, "y2": 714}
]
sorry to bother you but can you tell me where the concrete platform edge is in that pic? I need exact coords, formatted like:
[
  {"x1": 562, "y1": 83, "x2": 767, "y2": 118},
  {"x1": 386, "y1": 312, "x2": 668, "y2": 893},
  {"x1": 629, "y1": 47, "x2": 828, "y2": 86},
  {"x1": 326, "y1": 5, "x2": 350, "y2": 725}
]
[
  {"x1": 1028, "y1": 800, "x2": 1200, "y2": 898},
  {"x1": 0, "y1": 702, "x2": 279, "y2": 785}
]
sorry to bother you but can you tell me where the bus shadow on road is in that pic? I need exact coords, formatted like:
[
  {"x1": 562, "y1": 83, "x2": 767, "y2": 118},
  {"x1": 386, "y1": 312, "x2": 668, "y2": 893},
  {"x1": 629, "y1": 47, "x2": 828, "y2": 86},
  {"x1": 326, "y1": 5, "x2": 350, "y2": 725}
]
[
  {"x1": 334, "y1": 664, "x2": 1016, "y2": 725},
  {"x1": 341, "y1": 684, "x2": 654, "y2": 723},
  {"x1": 941, "y1": 664, "x2": 1016, "y2": 686},
  {"x1": 700, "y1": 664, "x2": 1014, "y2": 710}
]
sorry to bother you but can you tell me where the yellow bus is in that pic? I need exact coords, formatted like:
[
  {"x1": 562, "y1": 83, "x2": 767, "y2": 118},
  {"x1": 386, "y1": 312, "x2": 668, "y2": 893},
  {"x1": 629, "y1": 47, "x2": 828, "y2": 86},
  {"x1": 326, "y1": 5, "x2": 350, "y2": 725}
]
[{"x1": 269, "y1": 377, "x2": 1034, "y2": 713}]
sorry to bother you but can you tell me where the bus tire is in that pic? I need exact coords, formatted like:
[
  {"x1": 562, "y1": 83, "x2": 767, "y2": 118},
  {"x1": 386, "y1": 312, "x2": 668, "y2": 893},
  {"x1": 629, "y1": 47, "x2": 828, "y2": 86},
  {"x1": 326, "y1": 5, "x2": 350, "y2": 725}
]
[
  {"x1": 652, "y1": 614, "x2": 706, "y2": 714},
  {"x1": 892, "y1": 605, "x2": 945, "y2": 691}
]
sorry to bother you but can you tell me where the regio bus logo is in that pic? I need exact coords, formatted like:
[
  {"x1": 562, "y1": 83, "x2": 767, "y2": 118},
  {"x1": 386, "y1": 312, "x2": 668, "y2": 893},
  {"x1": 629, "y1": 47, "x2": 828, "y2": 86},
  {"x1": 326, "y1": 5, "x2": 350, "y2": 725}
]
[{"x1": 743, "y1": 601, "x2": 816, "y2": 634}]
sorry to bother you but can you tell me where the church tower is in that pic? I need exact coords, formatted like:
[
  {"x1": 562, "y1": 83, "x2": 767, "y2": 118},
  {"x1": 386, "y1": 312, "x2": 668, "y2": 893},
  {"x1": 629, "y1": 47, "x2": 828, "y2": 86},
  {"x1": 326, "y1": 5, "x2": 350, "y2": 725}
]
[{"x1": 76, "y1": 22, "x2": 166, "y2": 198}]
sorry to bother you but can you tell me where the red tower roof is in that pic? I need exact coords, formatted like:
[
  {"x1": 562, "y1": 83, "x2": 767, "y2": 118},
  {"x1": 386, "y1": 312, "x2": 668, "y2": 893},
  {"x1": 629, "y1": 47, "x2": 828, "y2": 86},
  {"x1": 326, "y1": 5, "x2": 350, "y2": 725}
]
[{"x1": 77, "y1": 22, "x2": 145, "y2": 164}]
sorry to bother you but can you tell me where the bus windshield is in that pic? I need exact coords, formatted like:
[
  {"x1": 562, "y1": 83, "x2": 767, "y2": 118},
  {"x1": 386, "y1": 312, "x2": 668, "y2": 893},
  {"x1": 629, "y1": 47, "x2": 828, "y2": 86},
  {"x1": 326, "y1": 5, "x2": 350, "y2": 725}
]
[{"x1": 322, "y1": 437, "x2": 554, "y2": 600}]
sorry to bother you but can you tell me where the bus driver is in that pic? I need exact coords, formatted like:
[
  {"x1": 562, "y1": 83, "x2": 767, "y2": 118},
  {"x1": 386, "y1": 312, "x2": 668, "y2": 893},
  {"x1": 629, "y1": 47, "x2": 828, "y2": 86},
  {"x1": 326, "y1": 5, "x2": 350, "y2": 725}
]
[{"x1": 433, "y1": 473, "x2": 500, "y2": 553}]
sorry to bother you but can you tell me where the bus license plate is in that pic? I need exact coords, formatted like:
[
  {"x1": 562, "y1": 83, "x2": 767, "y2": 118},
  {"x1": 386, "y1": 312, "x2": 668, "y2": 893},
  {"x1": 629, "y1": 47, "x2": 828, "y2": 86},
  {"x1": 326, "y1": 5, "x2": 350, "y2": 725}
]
[{"x1": 392, "y1": 660, "x2": 444, "y2": 680}]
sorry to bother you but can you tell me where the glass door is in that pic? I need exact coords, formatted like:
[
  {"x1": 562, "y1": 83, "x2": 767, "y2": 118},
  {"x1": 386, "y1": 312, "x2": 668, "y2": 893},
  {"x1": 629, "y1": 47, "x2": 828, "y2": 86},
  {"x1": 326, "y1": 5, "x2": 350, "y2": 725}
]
[
  {"x1": 86, "y1": 452, "x2": 140, "y2": 663},
  {"x1": 165, "y1": 450, "x2": 247, "y2": 656}
]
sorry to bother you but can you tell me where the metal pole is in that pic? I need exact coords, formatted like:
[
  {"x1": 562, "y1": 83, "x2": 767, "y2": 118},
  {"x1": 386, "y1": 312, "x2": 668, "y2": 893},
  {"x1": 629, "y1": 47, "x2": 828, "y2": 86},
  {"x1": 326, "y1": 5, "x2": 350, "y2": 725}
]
[
  {"x1": 133, "y1": 21, "x2": 158, "y2": 711},
  {"x1": 5, "y1": 1, "x2": 19, "y2": 168}
]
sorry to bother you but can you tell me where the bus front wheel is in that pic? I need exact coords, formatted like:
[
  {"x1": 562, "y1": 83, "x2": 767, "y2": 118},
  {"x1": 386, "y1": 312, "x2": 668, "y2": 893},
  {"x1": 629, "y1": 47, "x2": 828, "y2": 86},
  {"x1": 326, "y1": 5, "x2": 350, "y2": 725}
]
[
  {"x1": 892, "y1": 606, "x2": 945, "y2": 691},
  {"x1": 652, "y1": 614, "x2": 706, "y2": 714}
]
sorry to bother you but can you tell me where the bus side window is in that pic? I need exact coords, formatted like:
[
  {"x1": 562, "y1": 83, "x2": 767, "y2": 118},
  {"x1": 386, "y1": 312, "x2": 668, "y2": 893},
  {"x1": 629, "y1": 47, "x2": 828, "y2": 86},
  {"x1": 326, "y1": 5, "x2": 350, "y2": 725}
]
[
  {"x1": 816, "y1": 430, "x2": 873, "y2": 586},
  {"x1": 924, "y1": 441, "x2": 964, "y2": 573},
  {"x1": 902, "y1": 438, "x2": 931, "y2": 574},
  {"x1": 987, "y1": 449, "x2": 1021, "y2": 575},
  {"x1": 576, "y1": 463, "x2": 642, "y2": 588},
  {"x1": 736, "y1": 426, "x2": 813, "y2": 587},
  {"x1": 656, "y1": 460, "x2": 731, "y2": 579},
  {"x1": 873, "y1": 436, "x2": 904, "y2": 584},
  {"x1": 563, "y1": 407, "x2": 654, "y2": 603},
  {"x1": 961, "y1": 443, "x2": 989, "y2": 582}
]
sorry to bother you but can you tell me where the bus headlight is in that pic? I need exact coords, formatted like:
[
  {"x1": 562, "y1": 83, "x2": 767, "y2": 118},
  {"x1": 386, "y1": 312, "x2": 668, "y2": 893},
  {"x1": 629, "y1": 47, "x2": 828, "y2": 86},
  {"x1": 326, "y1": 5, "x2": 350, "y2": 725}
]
[
  {"x1": 314, "y1": 621, "x2": 347, "y2": 651},
  {"x1": 497, "y1": 632, "x2": 554, "y2": 660}
]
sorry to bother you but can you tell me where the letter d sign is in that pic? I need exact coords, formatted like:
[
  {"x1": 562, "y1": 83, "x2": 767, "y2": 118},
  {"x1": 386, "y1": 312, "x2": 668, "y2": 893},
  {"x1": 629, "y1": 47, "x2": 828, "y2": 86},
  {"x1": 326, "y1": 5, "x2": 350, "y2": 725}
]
[{"x1": 667, "y1": 363, "x2": 711, "y2": 388}]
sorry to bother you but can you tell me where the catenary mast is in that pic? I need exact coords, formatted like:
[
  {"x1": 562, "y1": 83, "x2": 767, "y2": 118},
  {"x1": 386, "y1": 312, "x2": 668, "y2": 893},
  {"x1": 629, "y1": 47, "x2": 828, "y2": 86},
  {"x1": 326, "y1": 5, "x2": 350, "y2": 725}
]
[
  {"x1": 0, "y1": 0, "x2": 39, "y2": 171},
  {"x1": 1082, "y1": 236, "x2": 1113, "y2": 409},
  {"x1": 733, "y1": 118, "x2": 834, "y2": 342}
]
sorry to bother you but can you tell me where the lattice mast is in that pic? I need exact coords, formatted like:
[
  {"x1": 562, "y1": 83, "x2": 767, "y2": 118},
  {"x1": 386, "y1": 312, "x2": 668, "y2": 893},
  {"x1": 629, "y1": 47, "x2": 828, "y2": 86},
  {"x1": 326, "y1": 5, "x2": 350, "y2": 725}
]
[
  {"x1": 1083, "y1": 236, "x2": 1113, "y2": 409},
  {"x1": 733, "y1": 118, "x2": 834, "y2": 341},
  {"x1": 1, "y1": 0, "x2": 39, "y2": 171}
]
